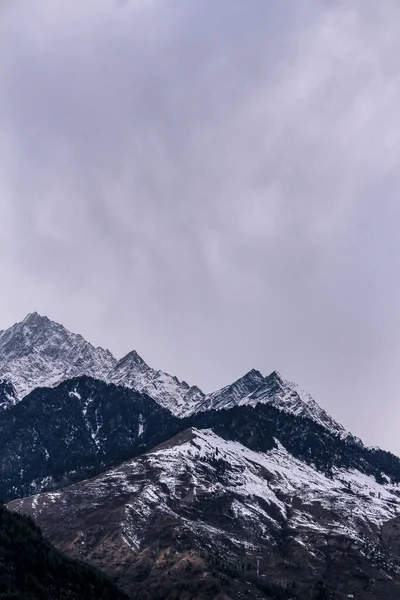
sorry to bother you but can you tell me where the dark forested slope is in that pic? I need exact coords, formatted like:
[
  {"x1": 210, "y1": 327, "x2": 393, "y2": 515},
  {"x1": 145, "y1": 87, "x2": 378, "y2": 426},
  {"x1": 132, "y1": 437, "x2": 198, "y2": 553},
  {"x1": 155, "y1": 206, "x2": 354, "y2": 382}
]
[{"x1": 0, "y1": 503, "x2": 129, "y2": 600}]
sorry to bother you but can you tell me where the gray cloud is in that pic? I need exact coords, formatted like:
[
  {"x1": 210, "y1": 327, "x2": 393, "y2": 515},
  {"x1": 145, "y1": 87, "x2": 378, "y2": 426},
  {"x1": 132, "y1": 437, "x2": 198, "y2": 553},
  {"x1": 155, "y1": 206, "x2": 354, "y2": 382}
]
[{"x1": 1, "y1": 0, "x2": 400, "y2": 450}]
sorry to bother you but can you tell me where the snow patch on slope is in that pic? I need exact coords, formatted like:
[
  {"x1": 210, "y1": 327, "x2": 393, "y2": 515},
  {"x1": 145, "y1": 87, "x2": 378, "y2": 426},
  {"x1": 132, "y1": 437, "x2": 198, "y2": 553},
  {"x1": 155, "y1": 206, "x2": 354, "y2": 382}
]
[{"x1": 12, "y1": 428, "x2": 400, "y2": 558}]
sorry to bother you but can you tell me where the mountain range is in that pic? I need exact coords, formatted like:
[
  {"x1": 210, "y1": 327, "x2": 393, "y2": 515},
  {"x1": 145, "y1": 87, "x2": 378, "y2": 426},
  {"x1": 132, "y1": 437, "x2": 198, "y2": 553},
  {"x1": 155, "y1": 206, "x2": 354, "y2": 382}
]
[
  {"x1": 0, "y1": 312, "x2": 353, "y2": 436},
  {"x1": 2, "y1": 312, "x2": 400, "y2": 599}
]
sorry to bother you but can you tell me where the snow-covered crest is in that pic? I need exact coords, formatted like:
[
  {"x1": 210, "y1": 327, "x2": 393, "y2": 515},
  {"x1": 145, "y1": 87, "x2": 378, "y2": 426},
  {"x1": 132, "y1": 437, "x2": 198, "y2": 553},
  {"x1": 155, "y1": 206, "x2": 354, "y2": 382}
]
[
  {"x1": 0, "y1": 313, "x2": 204, "y2": 413},
  {"x1": 193, "y1": 369, "x2": 358, "y2": 442},
  {"x1": 107, "y1": 350, "x2": 205, "y2": 415},
  {"x1": 0, "y1": 312, "x2": 359, "y2": 444},
  {"x1": 0, "y1": 312, "x2": 116, "y2": 397}
]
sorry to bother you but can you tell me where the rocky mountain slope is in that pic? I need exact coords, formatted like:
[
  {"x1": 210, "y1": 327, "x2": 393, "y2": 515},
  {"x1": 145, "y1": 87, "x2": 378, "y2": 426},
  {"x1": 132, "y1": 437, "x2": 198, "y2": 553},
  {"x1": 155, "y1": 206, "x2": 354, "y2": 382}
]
[
  {"x1": 0, "y1": 502, "x2": 128, "y2": 600},
  {"x1": 9, "y1": 428, "x2": 400, "y2": 599}
]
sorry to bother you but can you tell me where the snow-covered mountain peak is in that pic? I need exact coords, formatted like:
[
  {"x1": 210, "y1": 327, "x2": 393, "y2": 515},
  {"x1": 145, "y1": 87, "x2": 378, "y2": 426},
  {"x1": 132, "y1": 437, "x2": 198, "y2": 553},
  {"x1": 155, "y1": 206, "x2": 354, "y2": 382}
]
[
  {"x1": 0, "y1": 312, "x2": 206, "y2": 416},
  {"x1": 193, "y1": 368, "x2": 265, "y2": 413},
  {"x1": 227, "y1": 368, "x2": 265, "y2": 394},
  {"x1": 193, "y1": 368, "x2": 357, "y2": 441},
  {"x1": 0, "y1": 313, "x2": 117, "y2": 398},
  {"x1": 22, "y1": 311, "x2": 43, "y2": 323},
  {"x1": 113, "y1": 349, "x2": 151, "y2": 373},
  {"x1": 0, "y1": 313, "x2": 361, "y2": 446},
  {"x1": 107, "y1": 351, "x2": 205, "y2": 417},
  {"x1": 261, "y1": 369, "x2": 285, "y2": 391},
  {"x1": 243, "y1": 368, "x2": 265, "y2": 383},
  {"x1": 267, "y1": 369, "x2": 282, "y2": 380}
]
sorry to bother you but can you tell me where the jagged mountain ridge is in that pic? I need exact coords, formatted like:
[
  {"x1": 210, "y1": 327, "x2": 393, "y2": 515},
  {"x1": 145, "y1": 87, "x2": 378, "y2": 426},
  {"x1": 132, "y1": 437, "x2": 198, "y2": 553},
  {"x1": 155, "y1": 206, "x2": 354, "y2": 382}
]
[
  {"x1": 196, "y1": 369, "x2": 358, "y2": 442},
  {"x1": 0, "y1": 312, "x2": 205, "y2": 416},
  {"x1": 0, "y1": 312, "x2": 355, "y2": 443},
  {"x1": 9, "y1": 428, "x2": 400, "y2": 599},
  {"x1": 107, "y1": 349, "x2": 206, "y2": 416},
  {"x1": 2, "y1": 313, "x2": 399, "y2": 598}
]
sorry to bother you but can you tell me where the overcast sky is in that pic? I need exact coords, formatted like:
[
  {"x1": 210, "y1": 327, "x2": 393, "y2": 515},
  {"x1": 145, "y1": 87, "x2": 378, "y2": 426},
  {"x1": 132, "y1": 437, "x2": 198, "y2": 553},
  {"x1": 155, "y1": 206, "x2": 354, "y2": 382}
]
[{"x1": 1, "y1": 0, "x2": 400, "y2": 451}]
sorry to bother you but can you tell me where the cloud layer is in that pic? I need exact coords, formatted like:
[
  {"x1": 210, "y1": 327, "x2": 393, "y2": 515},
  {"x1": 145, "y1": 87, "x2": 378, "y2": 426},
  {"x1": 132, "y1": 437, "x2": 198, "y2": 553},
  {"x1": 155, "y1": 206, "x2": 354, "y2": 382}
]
[{"x1": 1, "y1": 0, "x2": 400, "y2": 450}]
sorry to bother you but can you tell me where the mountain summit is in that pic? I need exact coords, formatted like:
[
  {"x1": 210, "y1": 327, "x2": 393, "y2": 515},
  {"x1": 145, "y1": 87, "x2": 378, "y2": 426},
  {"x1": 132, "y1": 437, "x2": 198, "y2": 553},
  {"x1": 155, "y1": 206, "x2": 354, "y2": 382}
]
[
  {"x1": 0, "y1": 312, "x2": 116, "y2": 397},
  {"x1": 0, "y1": 313, "x2": 205, "y2": 414},
  {"x1": 196, "y1": 368, "x2": 356, "y2": 441},
  {"x1": 107, "y1": 349, "x2": 206, "y2": 415}
]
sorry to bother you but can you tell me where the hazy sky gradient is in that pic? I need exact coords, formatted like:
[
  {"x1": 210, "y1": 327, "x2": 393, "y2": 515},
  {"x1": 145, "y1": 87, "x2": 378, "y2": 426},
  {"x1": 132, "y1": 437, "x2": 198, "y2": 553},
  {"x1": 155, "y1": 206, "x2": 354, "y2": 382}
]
[{"x1": 1, "y1": 1, "x2": 400, "y2": 451}]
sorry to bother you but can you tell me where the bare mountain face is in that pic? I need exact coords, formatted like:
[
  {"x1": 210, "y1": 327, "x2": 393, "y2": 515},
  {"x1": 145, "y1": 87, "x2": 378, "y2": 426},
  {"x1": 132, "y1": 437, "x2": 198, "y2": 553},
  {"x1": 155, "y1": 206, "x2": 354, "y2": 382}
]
[{"x1": 9, "y1": 428, "x2": 400, "y2": 600}]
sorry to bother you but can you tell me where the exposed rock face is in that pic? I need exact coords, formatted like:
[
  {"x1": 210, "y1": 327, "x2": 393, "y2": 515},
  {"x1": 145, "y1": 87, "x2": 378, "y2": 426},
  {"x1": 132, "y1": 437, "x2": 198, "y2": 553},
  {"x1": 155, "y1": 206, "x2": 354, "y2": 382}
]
[{"x1": 9, "y1": 428, "x2": 400, "y2": 599}]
